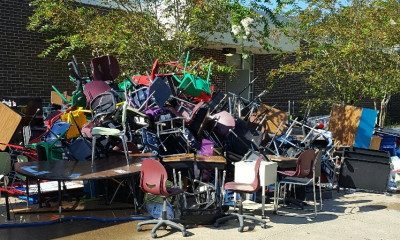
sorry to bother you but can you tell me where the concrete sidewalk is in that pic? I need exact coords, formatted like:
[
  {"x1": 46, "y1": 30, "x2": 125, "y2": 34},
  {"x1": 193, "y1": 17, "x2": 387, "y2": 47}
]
[{"x1": 1, "y1": 190, "x2": 400, "y2": 240}]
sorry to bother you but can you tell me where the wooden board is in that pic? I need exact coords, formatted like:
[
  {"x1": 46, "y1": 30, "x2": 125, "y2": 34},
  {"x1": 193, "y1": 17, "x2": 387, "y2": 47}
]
[
  {"x1": 248, "y1": 104, "x2": 288, "y2": 136},
  {"x1": 0, "y1": 102, "x2": 22, "y2": 150},
  {"x1": 370, "y1": 136, "x2": 382, "y2": 150},
  {"x1": 196, "y1": 155, "x2": 226, "y2": 163},
  {"x1": 328, "y1": 104, "x2": 362, "y2": 147},
  {"x1": 266, "y1": 155, "x2": 297, "y2": 162},
  {"x1": 162, "y1": 153, "x2": 195, "y2": 162},
  {"x1": 51, "y1": 91, "x2": 71, "y2": 106}
]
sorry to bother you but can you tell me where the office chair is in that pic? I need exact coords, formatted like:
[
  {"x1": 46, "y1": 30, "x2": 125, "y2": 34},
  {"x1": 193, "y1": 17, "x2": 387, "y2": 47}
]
[
  {"x1": 214, "y1": 155, "x2": 267, "y2": 232},
  {"x1": 137, "y1": 158, "x2": 188, "y2": 238}
]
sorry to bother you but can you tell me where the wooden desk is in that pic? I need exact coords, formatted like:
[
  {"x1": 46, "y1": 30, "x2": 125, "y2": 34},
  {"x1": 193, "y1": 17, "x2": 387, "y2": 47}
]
[
  {"x1": 162, "y1": 153, "x2": 195, "y2": 169},
  {"x1": 195, "y1": 155, "x2": 227, "y2": 206},
  {"x1": 195, "y1": 155, "x2": 226, "y2": 170}
]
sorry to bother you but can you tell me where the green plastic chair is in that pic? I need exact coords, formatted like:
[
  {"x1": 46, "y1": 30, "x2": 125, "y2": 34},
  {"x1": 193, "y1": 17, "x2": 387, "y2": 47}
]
[{"x1": 172, "y1": 52, "x2": 212, "y2": 97}]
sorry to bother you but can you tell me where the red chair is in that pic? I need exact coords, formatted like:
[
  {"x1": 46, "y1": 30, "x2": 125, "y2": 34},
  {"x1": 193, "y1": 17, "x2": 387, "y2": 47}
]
[
  {"x1": 277, "y1": 149, "x2": 315, "y2": 178},
  {"x1": 91, "y1": 55, "x2": 120, "y2": 82},
  {"x1": 137, "y1": 159, "x2": 188, "y2": 238},
  {"x1": 214, "y1": 155, "x2": 267, "y2": 232},
  {"x1": 275, "y1": 149, "x2": 322, "y2": 218}
]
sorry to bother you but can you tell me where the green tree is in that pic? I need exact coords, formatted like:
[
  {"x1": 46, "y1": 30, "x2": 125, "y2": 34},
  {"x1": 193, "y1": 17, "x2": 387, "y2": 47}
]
[
  {"x1": 27, "y1": 0, "x2": 292, "y2": 77},
  {"x1": 269, "y1": 0, "x2": 400, "y2": 127}
]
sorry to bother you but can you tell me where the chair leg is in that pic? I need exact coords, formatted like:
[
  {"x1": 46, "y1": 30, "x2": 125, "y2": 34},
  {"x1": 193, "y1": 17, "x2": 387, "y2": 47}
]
[
  {"x1": 91, "y1": 136, "x2": 97, "y2": 167},
  {"x1": 137, "y1": 197, "x2": 187, "y2": 238},
  {"x1": 313, "y1": 177, "x2": 317, "y2": 217},
  {"x1": 318, "y1": 177, "x2": 323, "y2": 210},
  {"x1": 137, "y1": 219, "x2": 186, "y2": 238},
  {"x1": 119, "y1": 135, "x2": 130, "y2": 165},
  {"x1": 214, "y1": 193, "x2": 266, "y2": 232}
]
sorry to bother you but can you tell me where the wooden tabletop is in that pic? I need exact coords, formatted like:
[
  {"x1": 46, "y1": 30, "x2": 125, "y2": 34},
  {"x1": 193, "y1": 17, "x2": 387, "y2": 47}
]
[
  {"x1": 162, "y1": 153, "x2": 195, "y2": 162},
  {"x1": 15, "y1": 154, "x2": 157, "y2": 181},
  {"x1": 196, "y1": 155, "x2": 226, "y2": 164},
  {"x1": 266, "y1": 155, "x2": 297, "y2": 162}
]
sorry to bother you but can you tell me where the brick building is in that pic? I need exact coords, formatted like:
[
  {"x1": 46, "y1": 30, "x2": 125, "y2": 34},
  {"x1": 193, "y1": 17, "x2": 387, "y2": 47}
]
[{"x1": 2, "y1": 0, "x2": 399, "y2": 122}]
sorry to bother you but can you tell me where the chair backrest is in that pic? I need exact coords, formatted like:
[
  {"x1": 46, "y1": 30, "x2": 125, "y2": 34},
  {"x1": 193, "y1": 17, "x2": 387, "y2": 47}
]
[
  {"x1": 140, "y1": 158, "x2": 169, "y2": 196},
  {"x1": 295, "y1": 149, "x2": 315, "y2": 178},
  {"x1": 148, "y1": 77, "x2": 171, "y2": 108},
  {"x1": 250, "y1": 155, "x2": 263, "y2": 190},
  {"x1": 313, "y1": 150, "x2": 323, "y2": 178},
  {"x1": 84, "y1": 80, "x2": 112, "y2": 106},
  {"x1": 90, "y1": 91, "x2": 117, "y2": 122},
  {"x1": 91, "y1": 55, "x2": 120, "y2": 82},
  {"x1": 0, "y1": 152, "x2": 12, "y2": 175}
]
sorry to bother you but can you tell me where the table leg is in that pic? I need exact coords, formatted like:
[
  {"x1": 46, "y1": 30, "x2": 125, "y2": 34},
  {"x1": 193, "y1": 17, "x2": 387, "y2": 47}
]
[
  {"x1": 105, "y1": 179, "x2": 109, "y2": 205},
  {"x1": 262, "y1": 184, "x2": 265, "y2": 218},
  {"x1": 131, "y1": 175, "x2": 137, "y2": 214},
  {"x1": 58, "y1": 180, "x2": 62, "y2": 218},
  {"x1": 26, "y1": 177, "x2": 29, "y2": 207},
  {"x1": 37, "y1": 179, "x2": 42, "y2": 208},
  {"x1": 5, "y1": 185, "x2": 10, "y2": 221},
  {"x1": 273, "y1": 180, "x2": 278, "y2": 213},
  {"x1": 214, "y1": 167, "x2": 219, "y2": 205}
]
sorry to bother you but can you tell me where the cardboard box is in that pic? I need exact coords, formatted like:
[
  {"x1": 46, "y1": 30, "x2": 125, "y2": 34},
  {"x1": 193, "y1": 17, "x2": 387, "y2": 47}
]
[{"x1": 370, "y1": 136, "x2": 382, "y2": 150}]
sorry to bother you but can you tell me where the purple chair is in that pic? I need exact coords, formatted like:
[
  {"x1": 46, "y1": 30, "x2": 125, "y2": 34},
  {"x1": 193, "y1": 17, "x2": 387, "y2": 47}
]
[
  {"x1": 214, "y1": 155, "x2": 267, "y2": 232},
  {"x1": 137, "y1": 159, "x2": 188, "y2": 238}
]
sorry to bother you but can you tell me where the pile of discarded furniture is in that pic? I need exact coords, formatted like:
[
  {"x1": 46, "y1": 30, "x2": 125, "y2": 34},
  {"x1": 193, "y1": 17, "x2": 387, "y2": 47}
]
[{"x1": 0, "y1": 53, "x2": 397, "y2": 238}]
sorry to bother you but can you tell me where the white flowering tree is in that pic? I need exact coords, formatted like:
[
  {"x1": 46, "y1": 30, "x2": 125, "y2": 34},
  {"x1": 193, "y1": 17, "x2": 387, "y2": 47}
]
[
  {"x1": 28, "y1": 0, "x2": 294, "y2": 75},
  {"x1": 228, "y1": 0, "x2": 297, "y2": 54}
]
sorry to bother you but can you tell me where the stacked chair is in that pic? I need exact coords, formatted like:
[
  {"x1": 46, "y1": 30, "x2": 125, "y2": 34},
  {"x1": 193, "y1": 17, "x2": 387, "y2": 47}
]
[{"x1": 2, "y1": 52, "x2": 334, "y2": 238}]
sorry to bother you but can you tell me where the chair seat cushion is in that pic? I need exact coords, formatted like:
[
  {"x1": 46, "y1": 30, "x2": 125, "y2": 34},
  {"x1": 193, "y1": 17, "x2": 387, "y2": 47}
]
[
  {"x1": 277, "y1": 170, "x2": 297, "y2": 177},
  {"x1": 280, "y1": 177, "x2": 312, "y2": 185},
  {"x1": 91, "y1": 127, "x2": 121, "y2": 136},
  {"x1": 224, "y1": 182, "x2": 256, "y2": 193},
  {"x1": 165, "y1": 187, "x2": 185, "y2": 197}
]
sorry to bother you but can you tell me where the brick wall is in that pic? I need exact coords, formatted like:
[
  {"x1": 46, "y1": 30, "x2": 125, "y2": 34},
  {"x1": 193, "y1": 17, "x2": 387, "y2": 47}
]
[
  {"x1": 0, "y1": 0, "x2": 91, "y2": 106},
  {"x1": 2, "y1": 1, "x2": 400, "y2": 123},
  {"x1": 253, "y1": 53, "x2": 310, "y2": 115},
  {"x1": 192, "y1": 48, "x2": 227, "y2": 92}
]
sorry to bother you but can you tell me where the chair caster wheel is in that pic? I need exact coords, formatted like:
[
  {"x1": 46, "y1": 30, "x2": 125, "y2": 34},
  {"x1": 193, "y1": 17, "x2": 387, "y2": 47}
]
[
  {"x1": 238, "y1": 226, "x2": 244, "y2": 232},
  {"x1": 137, "y1": 226, "x2": 142, "y2": 231},
  {"x1": 182, "y1": 231, "x2": 188, "y2": 237},
  {"x1": 261, "y1": 224, "x2": 267, "y2": 229},
  {"x1": 213, "y1": 223, "x2": 219, "y2": 228},
  {"x1": 161, "y1": 225, "x2": 166, "y2": 230},
  {"x1": 151, "y1": 233, "x2": 157, "y2": 238}
]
